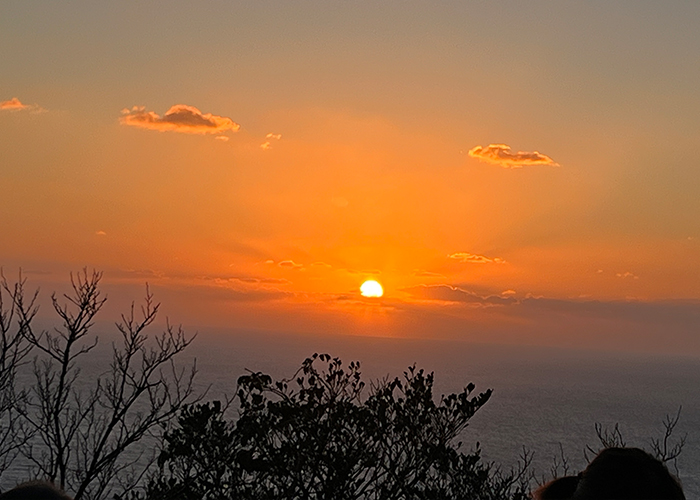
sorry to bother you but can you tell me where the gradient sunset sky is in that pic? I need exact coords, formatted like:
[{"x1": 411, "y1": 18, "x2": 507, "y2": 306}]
[{"x1": 2, "y1": 2, "x2": 700, "y2": 354}]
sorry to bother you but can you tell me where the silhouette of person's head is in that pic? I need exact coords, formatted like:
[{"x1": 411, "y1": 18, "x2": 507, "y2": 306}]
[
  {"x1": 0, "y1": 480, "x2": 73, "y2": 500},
  {"x1": 534, "y1": 447, "x2": 685, "y2": 500}
]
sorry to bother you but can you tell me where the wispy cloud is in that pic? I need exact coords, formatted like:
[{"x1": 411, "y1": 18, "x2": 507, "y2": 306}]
[
  {"x1": 202, "y1": 275, "x2": 291, "y2": 286},
  {"x1": 413, "y1": 270, "x2": 446, "y2": 278},
  {"x1": 468, "y1": 144, "x2": 559, "y2": 168},
  {"x1": 448, "y1": 252, "x2": 506, "y2": 264},
  {"x1": 345, "y1": 268, "x2": 381, "y2": 275},
  {"x1": 311, "y1": 262, "x2": 332, "y2": 268},
  {"x1": 402, "y1": 284, "x2": 517, "y2": 306},
  {"x1": 117, "y1": 268, "x2": 167, "y2": 279},
  {"x1": 278, "y1": 260, "x2": 304, "y2": 269},
  {"x1": 185, "y1": 283, "x2": 291, "y2": 303},
  {"x1": 260, "y1": 132, "x2": 282, "y2": 150},
  {"x1": 1, "y1": 97, "x2": 46, "y2": 113},
  {"x1": 616, "y1": 271, "x2": 639, "y2": 279},
  {"x1": 120, "y1": 105, "x2": 240, "y2": 135}
]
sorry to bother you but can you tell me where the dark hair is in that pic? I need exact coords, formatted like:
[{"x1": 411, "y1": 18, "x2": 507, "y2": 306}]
[
  {"x1": 0, "y1": 481, "x2": 73, "y2": 500},
  {"x1": 533, "y1": 447, "x2": 685, "y2": 500},
  {"x1": 533, "y1": 475, "x2": 580, "y2": 499}
]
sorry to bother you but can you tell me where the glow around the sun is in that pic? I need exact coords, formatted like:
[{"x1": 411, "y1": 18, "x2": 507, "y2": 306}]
[{"x1": 360, "y1": 280, "x2": 384, "y2": 298}]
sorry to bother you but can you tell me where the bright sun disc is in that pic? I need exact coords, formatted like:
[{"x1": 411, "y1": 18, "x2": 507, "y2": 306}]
[{"x1": 360, "y1": 280, "x2": 383, "y2": 298}]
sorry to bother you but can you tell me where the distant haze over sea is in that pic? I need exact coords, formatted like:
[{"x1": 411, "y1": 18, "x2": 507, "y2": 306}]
[
  {"x1": 187, "y1": 329, "x2": 700, "y2": 498},
  {"x1": 4, "y1": 326, "x2": 698, "y2": 497}
]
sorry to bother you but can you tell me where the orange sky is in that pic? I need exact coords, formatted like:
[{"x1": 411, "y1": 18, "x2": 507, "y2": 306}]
[{"x1": 2, "y1": 2, "x2": 700, "y2": 354}]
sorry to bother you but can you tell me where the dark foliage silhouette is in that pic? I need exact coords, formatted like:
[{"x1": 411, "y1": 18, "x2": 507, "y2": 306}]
[{"x1": 136, "y1": 353, "x2": 532, "y2": 500}]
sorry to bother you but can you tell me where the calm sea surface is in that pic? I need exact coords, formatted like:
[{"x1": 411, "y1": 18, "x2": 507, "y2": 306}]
[
  {"x1": 4, "y1": 328, "x2": 699, "y2": 498},
  {"x1": 189, "y1": 330, "x2": 700, "y2": 498}
]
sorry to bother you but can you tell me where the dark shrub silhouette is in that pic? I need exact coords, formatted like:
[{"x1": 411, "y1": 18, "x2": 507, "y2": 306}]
[{"x1": 137, "y1": 353, "x2": 531, "y2": 500}]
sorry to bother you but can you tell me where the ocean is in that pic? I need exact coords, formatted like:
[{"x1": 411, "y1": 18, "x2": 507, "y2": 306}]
[
  {"x1": 3, "y1": 327, "x2": 699, "y2": 498},
  {"x1": 189, "y1": 330, "x2": 700, "y2": 498}
]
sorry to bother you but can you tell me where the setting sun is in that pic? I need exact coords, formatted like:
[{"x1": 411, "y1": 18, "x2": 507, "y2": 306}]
[{"x1": 360, "y1": 280, "x2": 384, "y2": 298}]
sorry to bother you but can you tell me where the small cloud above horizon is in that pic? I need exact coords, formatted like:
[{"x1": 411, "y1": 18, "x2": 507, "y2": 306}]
[
  {"x1": 402, "y1": 284, "x2": 517, "y2": 306},
  {"x1": 204, "y1": 275, "x2": 291, "y2": 286},
  {"x1": 310, "y1": 262, "x2": 332, "y2": 268},
  {"x1": 448, "y1": 252, "x2": 506, "y2": 264},
  {"x1": 260, "y1": 132, "x2": 282, "y2": 150},
  {"x1": 345, "y1": 268, "x2": 381, "y2": 276},
  {"x1": 278, "y1": 260, "x2": 304, "y2": 269},
  {"x1": 468, "y1": 144, "x2": 559, "y2": 168},
  {"x1": 1, "y1": 97, "x2": 46, "y2": 113},
  {"x1": 413, "y1": 270, "x2": 446, "y2": 278},
  {"x1": 120, "y1": 104, "x2": 240, "y2": 135}
]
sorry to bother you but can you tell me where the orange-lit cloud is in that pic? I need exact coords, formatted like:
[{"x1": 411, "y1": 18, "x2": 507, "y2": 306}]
[
  {"x1": 1, "y1": 97, "x2": 27, "y2": 110},
  {"x1": 403, "y1": 284, "x2": 517, "y2": 306},
  {"x1": 120, "y1": 105, "x2": 240, "y2": 135},
  {"x1": 231, "y1": 277, "x2": 291, "y2": 285},
  {"x1": 186, "y1": 283, "x2": 291, "y2": 303},
  {"x1": 448, "y1": 252, "x2": 506, "y2": 264},
  {"x1": 1, "y1": 97, "x2": 46, "y2": 113},
  {"x1": 468, "y1": 144, "x2": 559, "y2": 168},
  {"x1": 278, "y1": 260, "x2": 304, "y2": 269},
  {"x1": 413, "y1": 270, "x2": 446, "y2": 278},
  {"x1": 260, "y1": 132, "x2": 282, "y2": 150},
  {"x1": 616, "y1": 271, "x2": 639, "y2": 279},
  {"x1": 199, "y1": 274, "x2": 291, "y2": 286},
  {"x1": 346, "y1": 268, "x2": 381, "y2": 275}
]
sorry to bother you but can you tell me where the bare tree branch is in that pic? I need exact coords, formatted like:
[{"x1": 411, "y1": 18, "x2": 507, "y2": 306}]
[{"x1": 5, "y1": 270, "x2": 199, "y2": 500}]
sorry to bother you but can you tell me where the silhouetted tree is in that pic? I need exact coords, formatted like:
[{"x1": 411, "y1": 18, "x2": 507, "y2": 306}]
[
  {"x1": 0, "y1": 272, "x2": 35, "y2": 480},
  {"x1": 139, "y1": 353, "x2": 532, "y2": 500},
  {"x1": 0, "y1": 270, "x2": 198, "y2": 500}
]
